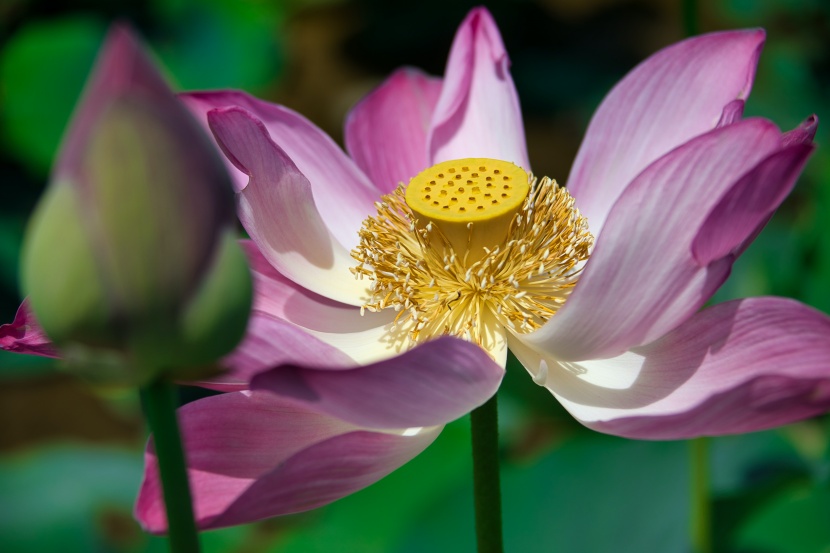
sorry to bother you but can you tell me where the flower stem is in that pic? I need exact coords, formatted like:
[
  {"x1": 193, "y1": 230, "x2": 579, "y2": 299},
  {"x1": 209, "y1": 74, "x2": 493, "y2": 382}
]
[
  {"x1": 690, "y1": 437, "x2": 711, "y2": 553},
  {"x1": 140, "y1": 379, "x2": 200, "y2": 553},
  {"x1": 470, "y1": 394, "x2": 504, "y2": 553}
]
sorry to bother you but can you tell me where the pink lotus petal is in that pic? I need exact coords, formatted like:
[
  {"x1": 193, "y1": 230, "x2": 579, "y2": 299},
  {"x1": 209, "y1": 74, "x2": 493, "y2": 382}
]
[
  {"x1": 200, "y1": 312, "x2": 355, "y2": 392},
  {"x1": 183, "y1": 91, "x2": 379, "y2": 249},
  {"x1": 238, "y1": 240, "x2": 397, "y2": 364},
  {"x1": 781, "y1": 114, "x2": 818, "y2": 147},
  {"x1": 251, "y1": 336, "x2": 504, "y2": 429},
  {"x1": 0, "y1": 300, "x2": 58, "y2": 358},
  {"x1": 178, "y1": 93, "x2": 248, "y2": 193},
  {"x1": 208, "y1": 428, "x2": 437, "y2": 528},
  {"x1": 345, "y1": 68, "x2": 443, "y2": 193},
  {"x1": 717, "y1": 99, "x2": 746, "y2": 127},
  {"x1": 428, "y1": 7, "x2": 529, "y2": 169},
  {"x1": 240, "y1": 240, "x2": 356, "y2": 326},
  {"x1": 567, "y1": 29, "x2": 765, "y2": 234},
  {"x1": 531, "y1": 298, "x2": 830, "y2": 439},
  {"x1": 135, "y1": 391, "x2": 439, "y2": 531},
  {"x1": 523, "y1": 119, "x2": 783, "y2": 361},
  {"x1": 208, "y1": 108, "x2": 367, "y2": 306},
  {"x1": 693, "y1": 142, "x2": 814, "y2": 264}
]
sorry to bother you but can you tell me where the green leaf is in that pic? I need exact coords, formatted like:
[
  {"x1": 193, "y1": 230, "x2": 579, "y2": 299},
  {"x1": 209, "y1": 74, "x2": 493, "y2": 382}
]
[
  {"x1": 735, "y1": 484, "x2": 830, "y2": 553},
  {"x1": 270, "y1": 417, "x2": 475, "y2": 553},
  {"x1": 0, "y1": 443, "x2": 258, "y2": 553},
  {"x1": 0, "y1": 349, "x2": 56, "y2": 379},
  {"x1": 398, "y1": 434, "x2": 691, "y2": 553},
  {"x1": 153, "y1": 1, "x2": 284, "y2": 92},
  {"x1": 0, "y1": 215, "x2": 25, "y2": 293},
  {"x1": 0, "y1": 17, "x2": 105, "y2": 176},
  {"x1": 0, "y1": 445, "x2": 144, "y2": 553}
]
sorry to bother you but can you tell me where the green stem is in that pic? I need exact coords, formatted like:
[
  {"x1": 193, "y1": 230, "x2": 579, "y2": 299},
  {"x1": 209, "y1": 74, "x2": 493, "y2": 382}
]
[
  {"x1": 140, "y1": 379, "x2": 200, "y2": 553},
  {"x1": 683, "y1": 0, "x2": 699, "y2": 37},
  {"x1": 470, "y1": 394, "x2": 504, "y2": 553},
  {"x1": 690, "y1": 437, "x2": 711, "y2": 553}
]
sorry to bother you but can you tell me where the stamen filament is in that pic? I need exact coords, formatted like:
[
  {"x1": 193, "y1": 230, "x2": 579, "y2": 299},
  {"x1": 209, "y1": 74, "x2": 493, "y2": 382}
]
[{"x1": 351, "y1": 158, "x2": 593, "y2": 356}]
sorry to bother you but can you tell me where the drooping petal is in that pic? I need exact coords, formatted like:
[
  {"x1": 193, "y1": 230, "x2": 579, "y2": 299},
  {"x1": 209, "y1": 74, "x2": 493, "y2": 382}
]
[
  {"x1": 183, "y1": 90, "x2": 379, "y2": 249},
  {"x1": 0, "y1": 300, "x2": 59, "y2": 358},
  {"x1": 201, "y1": 312, "x2": 355, "y2": 391},
  {"x1": 207, "y1": 428, "x2": 438, "y2": 529},
  {"x1": 345, "y1": 68, "x2": 443, "y2": 193},
  {"x1": 251, "y1": 335, "x2": 504, "y2": 430},
  {"x1": 208, "y1": 108, "x2": 368, "y2": 306},
  {"x1": 238, "y1": 240, "x2": 398, "y2": 364},
  {"x1": 514, "y1": 298, "x2": 830, "y2": 440},
  {"x1": 241, "y1": 238, "x2": 509, "y2": 367},
  {"x1": 135, "y1": 391, "x2": 439, "y2": 532},
  {"x1": 428, "y1": 7, "x2": 529, "y2": 169},
  {"x1": 523, "y1": 119, "x2": 784, "y2": 361},
  {"x1": 567, "y1": 29, "x2": 765, "y2": 233}
]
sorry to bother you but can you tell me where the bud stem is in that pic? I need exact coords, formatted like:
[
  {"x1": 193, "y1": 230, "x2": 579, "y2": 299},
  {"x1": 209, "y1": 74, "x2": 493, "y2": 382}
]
[{"x1": 140, "y1": 379, "x2": 200, "y2": 552}]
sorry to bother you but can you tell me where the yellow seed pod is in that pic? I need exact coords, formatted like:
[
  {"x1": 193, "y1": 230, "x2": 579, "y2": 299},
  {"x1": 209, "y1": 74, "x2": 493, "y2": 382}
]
[{"x1": 405, "y1": 158, "x2": 530, "y2": 264}]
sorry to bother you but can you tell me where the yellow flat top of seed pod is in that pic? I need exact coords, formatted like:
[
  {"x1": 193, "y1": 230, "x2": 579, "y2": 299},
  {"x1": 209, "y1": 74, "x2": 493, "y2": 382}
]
[{"x1": 405, "y1": 158, "x2": 530, "y2": 223}]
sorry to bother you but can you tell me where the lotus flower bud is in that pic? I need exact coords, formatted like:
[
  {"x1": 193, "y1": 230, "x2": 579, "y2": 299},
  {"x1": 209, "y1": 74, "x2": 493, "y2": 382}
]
[{"x1": 20, "y1": 25, "x2": 252, "y2": 384}]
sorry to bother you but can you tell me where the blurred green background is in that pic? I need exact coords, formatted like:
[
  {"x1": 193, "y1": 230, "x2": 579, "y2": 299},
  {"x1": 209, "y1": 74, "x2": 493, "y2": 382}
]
[{"x1": 1, "y1": 0, "x2": 829, "y2": 551}]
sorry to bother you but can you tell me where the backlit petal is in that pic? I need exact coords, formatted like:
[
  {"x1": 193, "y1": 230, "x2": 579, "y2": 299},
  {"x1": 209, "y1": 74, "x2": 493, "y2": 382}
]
[
  {"x1": 524, "y1": 119, "x2": 782, "y2": 361},
  {"x1": 208, "y1": 108, "x2": 368, "y2": 306},
  {"x1": 567, "y1": 29, "x2": 765, "y2": 233},
  {"x1": 238, "y1": 240, "x2": 398, "y2": 364},
  {"x1": 183, "y1": 91, "x2": 379, "y2": 249},
  {"x1": 515, "y1": 298, "x2": 830, "y2": 439}
]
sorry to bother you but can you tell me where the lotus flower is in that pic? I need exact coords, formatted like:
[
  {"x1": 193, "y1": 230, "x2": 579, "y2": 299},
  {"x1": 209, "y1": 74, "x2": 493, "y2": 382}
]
[{"x1": 4, "y1": 8, "x2": 830, "y2": 531}]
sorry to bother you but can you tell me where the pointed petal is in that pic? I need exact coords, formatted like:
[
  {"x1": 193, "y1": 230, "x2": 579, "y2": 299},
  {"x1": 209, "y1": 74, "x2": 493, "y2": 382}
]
[
  {"x1": 345, "y1": 68, "x2": 442, "y2": 193},
  {"x1": 182, "y1": 91, "x2": 379, "y2": 249},
  {"x1": 567, "y1": 29, "x2": 765, "y2": 233},
  {"x1": 135, "y1": 391, "x2": 439, "y2": 532},
  {"x1": 208, "y1": 108, "x2": 368, "y2": 306},
  {"x1": 251, "y1": 336, "x2": 504, "y2": 430},
  {"x1": 524, "y1": 119, "x2": 783, "y2": 361},
  {"x1": 428, "y1": 7, "x2": 529, "y2": 169},
  {"x1": 716, "y1": 99, "x2": 745, "y2": 127},
  {"x1": 515, "y1": 298, "x2": 830, "y2": 439},
  {"x1": 0, "y1": 300, "x2": 59, "y2": 358},
  {"x1": 178, "y1": 92, "x2": 248, "y2": 193},
  {"x1": 692, "y1": 142, "x2": 814, "y2": 264},
  {"x1": 781, "y1": 114, "x2": 818, "y2": 147}
]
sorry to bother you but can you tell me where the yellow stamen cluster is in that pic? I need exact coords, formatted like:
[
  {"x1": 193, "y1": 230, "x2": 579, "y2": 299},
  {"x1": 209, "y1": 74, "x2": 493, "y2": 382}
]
[{"x1": 351, "y1": 158, "x2": 593, "y2": 350}]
